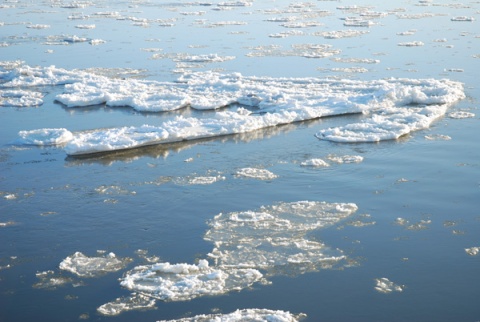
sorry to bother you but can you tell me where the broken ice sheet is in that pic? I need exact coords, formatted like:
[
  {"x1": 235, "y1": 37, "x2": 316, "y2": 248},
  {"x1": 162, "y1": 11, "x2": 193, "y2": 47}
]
[
  {"x1": 100, "y1": 201, "x2": 357, "y2": 316},
  {"x1": 59, "y1": 252, "x2": 132, "y2": 278},
  {"x1": 205, "y1": 201, "x2": 358, "y2": 276}
]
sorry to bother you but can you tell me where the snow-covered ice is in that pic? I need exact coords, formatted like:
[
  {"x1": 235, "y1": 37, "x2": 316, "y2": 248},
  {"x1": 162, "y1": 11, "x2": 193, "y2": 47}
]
[{"x1": 5, "y1": 64, "x2": 464, "y2": 154}]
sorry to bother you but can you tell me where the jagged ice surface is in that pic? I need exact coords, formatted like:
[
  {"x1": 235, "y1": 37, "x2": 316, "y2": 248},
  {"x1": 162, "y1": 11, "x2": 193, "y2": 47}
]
[{"x1": 5, "y1": 64, "x2": 465, "y2": 154}]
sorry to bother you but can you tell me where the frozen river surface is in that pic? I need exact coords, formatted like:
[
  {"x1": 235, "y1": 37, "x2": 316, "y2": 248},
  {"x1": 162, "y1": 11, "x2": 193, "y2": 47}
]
[{"x1": 0, "y1": 0, "x2": 479, "y2": 321}]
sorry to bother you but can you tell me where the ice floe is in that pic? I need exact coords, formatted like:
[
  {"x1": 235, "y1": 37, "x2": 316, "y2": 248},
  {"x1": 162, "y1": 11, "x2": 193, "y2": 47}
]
[
  {"x1": 300, "y1": 158, "x2": 329, "y2": 167},
  {"x1": 156, "y1": 309, "x2": 306, "y2": 322},
  {"x1": 448, "y1": 111, "x2": 475, "y2": 119},
  {"x1": 316, "y1": 78, "x2": 464, "y2": 143},
  {"x1": 314, "y1": 29, "x2": 369, "y2": 39},
  {"x1": 465, "y1": 247, "x2": 480, "y2": 256},
  {"x1": 97, "y1": 293, "x2": 157, "y2": 316},
  {"x1": 99, "y1": 201, "x2": 356, "y2": 315},
  {"x1": 398, "y1": 41, "x2": 424, "y2": 47},
  {"x1": 374, "y1": 277, "x2": 404, "y2": 293},
  {"x1": 5, "y1": 64, "x2": 465, "y2": 153},
  {"x1": 205, "y1": 201, "x2": 358, "y2": 275},
  {"x1": 33, "y1": 270, "x2": 76, "y2": 290},
  {"x1": 59, "y1": 252, "x2": 132, "y2": 277},
  {"x1": 326, "y1": 154, "x2": 364, "y2": 164},
  {"x1": 0, "y1": 89, "x2": 43, "y2": 107},
  {"x1": 120, "y1": 259, "x2": 264, "y2": 301},
  {"x1": 234, "y1": 167, "x2": 278, "y2": 180}
]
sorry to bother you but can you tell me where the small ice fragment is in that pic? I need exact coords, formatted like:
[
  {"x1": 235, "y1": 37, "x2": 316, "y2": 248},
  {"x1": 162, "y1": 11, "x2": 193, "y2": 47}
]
[
  {"x1": 234, "y1": 168, "x2": 278, "y2": 180},
  {"x1": 451, "y1": 16, "x2": 475, "y2": 22},
  {"x1": 300, "y1": 158, "x2": 330, "y2": 167},
  {"x1": 327, "y1": 155, "x2": 364, "y2": 164},
  {"x1": 398, "y1": 41, "x2": 424, "y2": 46},
  {"x1": 97, "y1": 293, "x2": 156, "y2": 316},
  {"x1": 448, "y1": 111, "x2": 475, "y2": 119},
  {"x1": 465, "y1": 247, "x2": 480, "y2": 256},
  {"x1": 375, "y1": 277, "x2": 403, "y2": 293}
]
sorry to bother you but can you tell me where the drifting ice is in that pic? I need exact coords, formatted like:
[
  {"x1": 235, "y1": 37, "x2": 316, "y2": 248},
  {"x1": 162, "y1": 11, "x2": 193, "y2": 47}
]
[{"x1": 3, "y1": 64, "x2": 464, "y2": 154}]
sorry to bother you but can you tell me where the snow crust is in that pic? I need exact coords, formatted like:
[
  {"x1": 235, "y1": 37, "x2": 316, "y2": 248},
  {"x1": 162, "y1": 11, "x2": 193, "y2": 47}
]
[{"x1": 4, "y1": 64, "x2": 464, "y2": 153}]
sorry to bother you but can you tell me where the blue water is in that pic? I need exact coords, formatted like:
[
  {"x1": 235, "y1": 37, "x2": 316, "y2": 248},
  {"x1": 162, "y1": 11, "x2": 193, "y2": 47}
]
[{"x1": 1, "y1": 1, "x2": 480, "y2": 321}]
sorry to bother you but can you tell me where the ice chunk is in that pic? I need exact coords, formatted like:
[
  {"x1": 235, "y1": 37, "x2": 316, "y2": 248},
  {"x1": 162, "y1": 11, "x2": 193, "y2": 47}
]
[
  {"x1": 59, "y1": 252, "x2": 132, "y2": 277},
  {"x1": 16, "y1": 128, "x2": 73, "y2": 145},
  {"x1": 300, "y1": 158, "x2": 329, "y2": 167},
  {"x1": 374, "y1": 277, "x2": 404, "y2": 293},
  {"x1": 234, "y1": 167, "x2": 278, "y2": 180},
  {"x1": 120, "y1": 259, "x2": 263, "y2": 301},
  {"x1": 157, "y1": 308, "x2": 306, "y2": 322},
  {"x1": 465, "y1": 247, "x2": 480, "y2": 256},
  {"x1": 33, "y1": 270, "x2": 75, "y2": 290},
  {"x1": 97, "y1": 293, "x2": 156, "y2": 316},
  {"x1": 0, "y1": 89, "x2": 43, "y2": 107},
  {"x1": 316, "y1": 77, "x2": 464, "y2": 143},
  {"x1": 326, "y1": 154, "x2": 364, "y2": 163},
  {"x1": 448, "y1": 111, "x2": 475, "y2": 119}
]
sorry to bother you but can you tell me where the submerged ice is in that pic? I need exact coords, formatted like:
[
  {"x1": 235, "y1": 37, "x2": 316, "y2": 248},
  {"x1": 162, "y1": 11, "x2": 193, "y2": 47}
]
[
  {"x1": 205, "y1": 201, "x2": 358, "y2": 275},
  {"x1": 4, "y1": 64, "x2": 465, "y2": 154},
  {"x1": 99, "y1": 201, "x2": 357, "y2": 315}
]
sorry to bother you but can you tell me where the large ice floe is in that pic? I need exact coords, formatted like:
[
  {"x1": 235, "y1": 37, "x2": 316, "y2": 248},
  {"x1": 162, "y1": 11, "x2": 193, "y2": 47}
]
[
  {"x1": 98, "y1": 201, "x2": 357, "y2": 315},
  {"x1": 2, "y1": 63, "x2": 465, "y2": 154}
]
